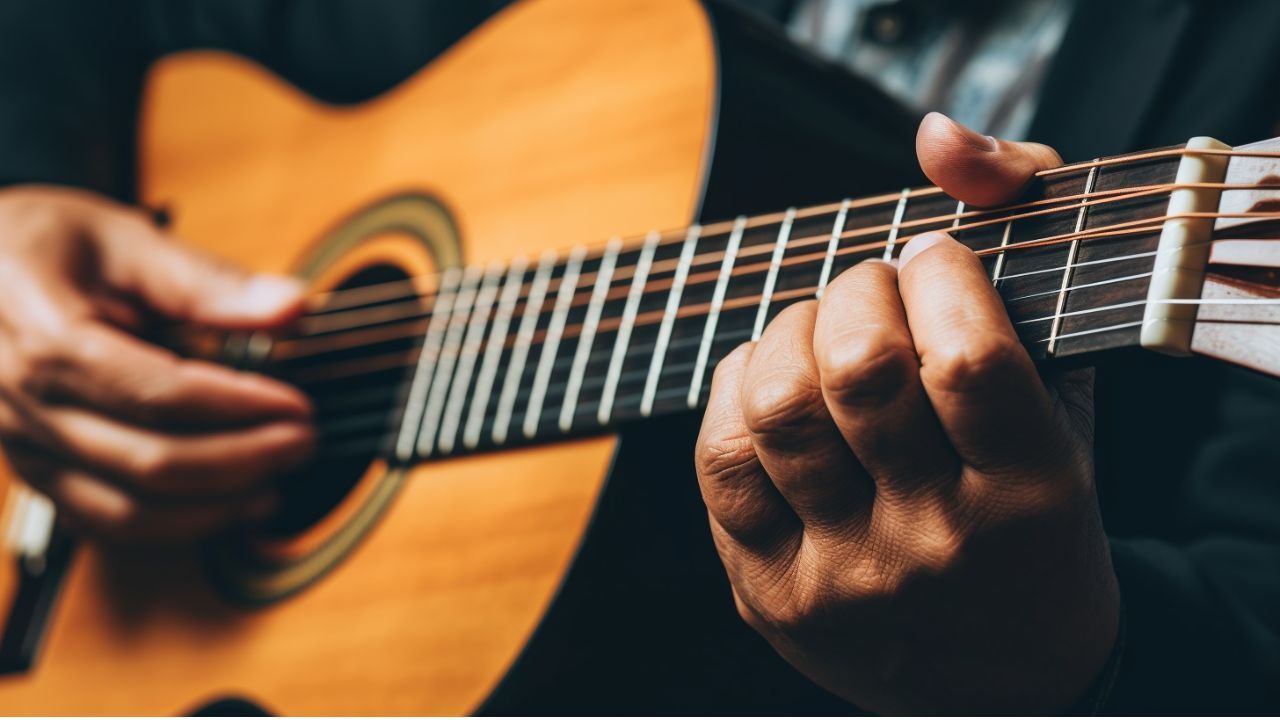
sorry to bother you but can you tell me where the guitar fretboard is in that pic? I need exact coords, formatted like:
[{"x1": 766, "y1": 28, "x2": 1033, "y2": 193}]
[{"x1": 274, "y1": 150, "x2": 1183, "y2": 465}]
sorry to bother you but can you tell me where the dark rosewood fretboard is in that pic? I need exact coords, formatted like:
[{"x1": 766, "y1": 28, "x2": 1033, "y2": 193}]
[{"x1": 263, "y1": 150, "x2": 1184, "y2": 465}]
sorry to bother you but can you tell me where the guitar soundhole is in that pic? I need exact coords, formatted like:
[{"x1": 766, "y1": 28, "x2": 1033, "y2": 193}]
[{"x1": 264, "y1": 263, "x2": 419, "y2": 536}]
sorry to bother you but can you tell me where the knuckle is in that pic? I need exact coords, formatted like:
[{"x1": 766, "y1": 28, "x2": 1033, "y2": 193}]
[
  {"x1": 115, "y1": 369, "x2": 180, "y2": 425},
  {"x1": 130, "y1": 444, "x2": 184, "y2": 490},
  {"x1": 740, "y1": 370, "x2": 826, "y2": 441},
  {"x1": 818, "y1": 336, "x2": 917, "y2": 407},
  {"x1": 827, "y1": 257, "x2": 890, "y2": 290},
  {"x1": 904, "y1": 520, "x2": 966, "y2": 574},
  {"x1": 694, "y1": 429, "x2": 758, "y2": 487},
  {"x1": 759, "y1": 589, "x2": 823, "y2": 637},
  {"x1": 921, "y1": 335, "x2": 1025, "y2": 395},
  {"x1": 0, "y1": 395, "x2": 24, "y2": 440},
  {"x1": 13, "y1": 338, "x2": 70, "y2": 399},
  {"x1": 92, "y1": 500, "x2": 144, "y2": 540},
  {"x1": 773, "y1": 299, "x2": 818, "y2": 326},
  {"x1": 72, "y1": 328, "x2": 114, "y2": 367},
  {"x1": 743, "y1": 555, "x2": 825, "y2": 635},
  {"x1": 709, "y1": 343, "x2": 751, "y2": 386}
]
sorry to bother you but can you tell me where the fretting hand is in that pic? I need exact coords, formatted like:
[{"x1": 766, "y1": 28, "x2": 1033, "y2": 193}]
[
  {"x1": 694, "y1": 113, "x2": 1119, "y2": 713},
  {"x1": 0, "y1": 185, "x2": 315, "y2": 541}
]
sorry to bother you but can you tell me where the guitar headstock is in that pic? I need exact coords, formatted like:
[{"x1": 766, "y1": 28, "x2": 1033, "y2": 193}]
[{"x1": 1191, "y1": 136, "x2": 1280, "y2": 376}]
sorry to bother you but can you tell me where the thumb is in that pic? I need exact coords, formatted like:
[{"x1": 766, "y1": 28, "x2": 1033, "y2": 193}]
[
  {"x1": 916, "y1": 112, "x2": 1064, "y2": 207},
  {"x1": 99, "y1": 216, "x2": 305, "y2": 329}
]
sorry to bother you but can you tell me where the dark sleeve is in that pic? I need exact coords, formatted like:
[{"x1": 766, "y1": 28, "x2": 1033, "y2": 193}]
[
  {"x1": 0, "y1": 1, "x2": 150, "y2": 198},
  {"x1": 0, "y1": 0, "x2": 509, "y2": 201},
  {"x1": 1100, "y1": 366, "x2": 1280, "y2": 713}
]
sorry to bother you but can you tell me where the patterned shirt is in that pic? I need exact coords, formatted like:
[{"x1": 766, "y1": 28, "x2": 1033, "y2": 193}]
[{"x1": 787, "y1": 0, "x2": 1075, "y2": 140}]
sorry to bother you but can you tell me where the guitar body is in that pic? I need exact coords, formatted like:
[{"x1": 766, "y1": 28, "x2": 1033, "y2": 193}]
[{"x1": 0, "y1": 0, "x2": 918, "y2": 713}]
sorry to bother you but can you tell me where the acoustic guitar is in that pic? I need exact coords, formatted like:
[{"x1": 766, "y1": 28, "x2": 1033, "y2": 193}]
[{"x1": 1, "y1": 0, "x2": 1278, "y2": 714}]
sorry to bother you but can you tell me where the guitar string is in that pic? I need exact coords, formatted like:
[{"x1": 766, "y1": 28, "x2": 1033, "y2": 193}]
[
  {"x1": 305, "y1": 178, "x2": 1262, "y2": 324},
  {"x1": 294, "y1": 180, "x2": 1195, "y2": 335},
  {"x1": 307, "y1": 292, "x2": 1280, "y2": 461},
  {"x1": 303, "y1": 269, "x2": 1272, "y2": 445},
  {"x1": 299, "y1": 225, "x2": 1279, "y2": 449},
  {"x1": 281, "y1": 182, "x2": 1201, "y2": 347},
  {"x1": 297, "y1": 145, "x2": 1280, "y2": 311},
  {"x1": 270, "y1": 206, "x2": 1278, "y2": 364},
  {"x1": 290, "y1": 179, "x2": 1278, "y2": 345},
  {"x1": 270, "y1": 217, "x2": 1280, "y2": 453},
  {"x1": 1015, "y1": 297, "x2": 1280, "y2": 327},
  {"x1": 284, "y1": 246, "x2": 1173, "y2": 388},
  {"x1": 280, "y1": 233, "x2": 1169, "y2": 372},
  {"x1": 288, "y1": 245, "x2": 1174, "y2": 361},
  {"x1": 305, "y1": 181, "x2": 1164, "y2": 314},
  {"x1": 275, "y1": 217, "x2": 1271, "y2": 392},
  {"x1": 290, "y1": 144, "x2": 1280, "y2": 457}
]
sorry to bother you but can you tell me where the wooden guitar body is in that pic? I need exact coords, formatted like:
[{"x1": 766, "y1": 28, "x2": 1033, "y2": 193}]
[{"x1": 0, "y1": 0, "x2": 918, "y2": 713}]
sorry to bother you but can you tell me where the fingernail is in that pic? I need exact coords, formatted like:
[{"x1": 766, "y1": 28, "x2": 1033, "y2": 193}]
[
  {"x1": 897, "y1": 232, "x2": 950, "y2": 270},
  {"x1": 215, "y1": 275, "x2": 304, "y2": 319},
  {"x1": 943, "y1": 114, "x2": 998, "y2": 152},
  {"x1": 244, "y1": 275, "x2": 304, "y2": 311}
]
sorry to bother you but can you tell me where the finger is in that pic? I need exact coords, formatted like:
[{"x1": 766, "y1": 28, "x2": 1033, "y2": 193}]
[
  {"x1": 31, "y1": 406, "x2": 314, "y2": 496},
  {"x1": 24, "y1": 320, "x2": 311, "y2": 427},
  {"x1": 897, "y1": 233, "x2": 1069, "y2": 474},
  {"x1": 814, "y1": 260, "x2": 958, "y2": 496},
  {"x1": 7, "y1": 447, "x2": 274, "y2": 542},
  {"x1": 915, "y1": 112, "x2": 1064, "y2": 207},
  {"x1": 695, "y1": 342, "x2": 801, "y2": 553},
  {"x1": 95, "y1": 211, "x2": 305, "y2": 328},
  {"x1": 739, "y1": 301, "x2": 871, "y2": 534}
]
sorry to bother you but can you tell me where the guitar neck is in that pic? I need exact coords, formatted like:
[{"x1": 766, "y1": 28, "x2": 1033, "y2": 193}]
[{"x1": 257, "y1": 139, "x2": 1280, "y2": 464}]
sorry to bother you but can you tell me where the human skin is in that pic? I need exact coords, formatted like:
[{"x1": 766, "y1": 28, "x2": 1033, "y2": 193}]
[{"x1": 694, "y1": 113, "x2": 1119, "y2": 713}]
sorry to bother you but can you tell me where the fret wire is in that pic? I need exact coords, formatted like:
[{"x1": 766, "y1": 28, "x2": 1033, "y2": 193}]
[
  {"x1": 882, "y1": 188, "x2": 911, "y2": 261},
  {"x1": 752, "y1": 207, "x2": 796, "y2": 341},
  {"x1": 817, "y1": 199, "x2": 850, "y2": 297},
  {"x1": 559, "y1": 238, "x2": 621, "y2": 432},
  {"x1": 493, "y1": 251, "x2": 555, "y2": 445},
  {"x1": 394, "y1": 266, "x2": 461, "y2": 462},
  {"x1": 952, "y1": 200, "x2": 965, "y2": 228},
  {"x1": 689, "y1": 216, "x2": 747, "y2": 409},
  {"x1": 990, "y1": 220, "x2": 1014, "y2": 285},
  {"x1": 642, "y1": 224, "x2": 700, "y2": 417},
  {"x1": 1047, "y1": 165, "x2": 1100, "y2": 355},
  {"x1": 437, "y1": 261, "x2": 504, "y2": 455},
  {"x1": 463, "y1": 256, "x2": 528, "y2": 450},
  {"x1": 599, "y1": 231, "x2": 659, "y2": 425},
  {"x1": 523, "y1": 245, "x2": 586, "y2": 439},
  {"x1": 416, "y1": 265, "x2": 483, "y2": 456}
]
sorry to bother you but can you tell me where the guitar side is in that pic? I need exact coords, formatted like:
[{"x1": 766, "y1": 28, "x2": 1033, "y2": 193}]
[{"x1": 0, "y1": 0, "x2": 716, "y2": 713}]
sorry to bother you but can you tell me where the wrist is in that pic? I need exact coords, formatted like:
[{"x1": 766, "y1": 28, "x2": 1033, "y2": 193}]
[{"x1": 1062, "y1": 596, "x2": 1126, "y2": 715}]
